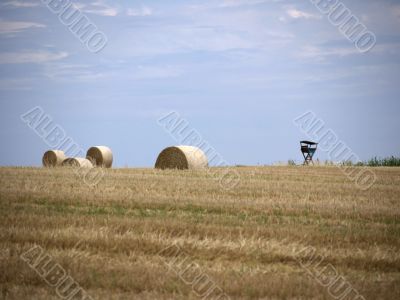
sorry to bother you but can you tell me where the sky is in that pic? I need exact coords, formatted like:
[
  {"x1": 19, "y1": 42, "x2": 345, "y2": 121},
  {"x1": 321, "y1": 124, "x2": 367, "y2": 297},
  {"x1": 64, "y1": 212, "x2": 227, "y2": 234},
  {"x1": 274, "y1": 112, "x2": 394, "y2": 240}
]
[{"x1": 0, "y1": 0, "x2": 399, "y2": 167}]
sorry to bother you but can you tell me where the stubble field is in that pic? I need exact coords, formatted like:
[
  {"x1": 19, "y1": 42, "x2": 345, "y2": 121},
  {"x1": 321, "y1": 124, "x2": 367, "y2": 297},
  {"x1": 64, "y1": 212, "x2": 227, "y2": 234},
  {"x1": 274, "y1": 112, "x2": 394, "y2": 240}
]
[{"x1": 0, "y1": 166, "x2": 399, "y2": 299}]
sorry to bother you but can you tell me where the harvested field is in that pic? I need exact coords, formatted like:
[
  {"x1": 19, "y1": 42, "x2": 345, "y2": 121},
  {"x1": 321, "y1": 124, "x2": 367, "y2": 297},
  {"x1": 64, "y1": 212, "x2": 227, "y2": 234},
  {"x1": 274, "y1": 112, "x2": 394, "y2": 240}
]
[{"x1": 0, "y1": 166, "x2": 399, "y2": 299}]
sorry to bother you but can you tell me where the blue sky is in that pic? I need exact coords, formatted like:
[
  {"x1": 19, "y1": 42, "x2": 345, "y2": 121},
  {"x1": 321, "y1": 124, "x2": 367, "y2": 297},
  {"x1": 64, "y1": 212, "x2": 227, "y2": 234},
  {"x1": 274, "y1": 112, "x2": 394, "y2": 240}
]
[{"x1": 0, "y1": 0, "x2": 399, "y2": 167}]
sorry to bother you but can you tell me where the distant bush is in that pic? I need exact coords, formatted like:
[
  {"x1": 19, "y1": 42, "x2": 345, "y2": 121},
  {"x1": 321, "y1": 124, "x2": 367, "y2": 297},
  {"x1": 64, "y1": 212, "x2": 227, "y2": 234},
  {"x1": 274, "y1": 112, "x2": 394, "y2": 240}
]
[
  {"x1": 341, "y1": 156, "x2": 400, "y2": 167},
  {"x1": 366, "y1": 156, "x2": 400, "y2": 167},
  {"x1": 287, "y1": 160, "x2": 296, "y2": 166},
  {"x1": 341, "y1": 160, "x2": 354, "y2": 167}
]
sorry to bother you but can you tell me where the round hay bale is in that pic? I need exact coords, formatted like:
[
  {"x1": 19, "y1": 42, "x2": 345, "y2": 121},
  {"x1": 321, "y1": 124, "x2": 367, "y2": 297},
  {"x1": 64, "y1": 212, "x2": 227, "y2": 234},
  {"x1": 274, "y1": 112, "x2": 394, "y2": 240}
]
[
  {"x1": 62, "y1": 157, "x2": 93, "y2": 168},
  {"x1": 86, "y1": 146, "x2": 113, "y2": 168},
  {"x1": 42, "y1": 150, "x2": 66, "y2": 167},
  {"x1": 155, "y1": 146, "x2": 208, "y2": 170}
]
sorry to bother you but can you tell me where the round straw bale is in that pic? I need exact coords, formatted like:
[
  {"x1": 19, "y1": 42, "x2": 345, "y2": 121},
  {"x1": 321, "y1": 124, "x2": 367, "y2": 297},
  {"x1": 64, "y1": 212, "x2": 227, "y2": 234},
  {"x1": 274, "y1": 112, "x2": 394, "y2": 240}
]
[
  {"x1": 155, "y1": 146, "x2": 208, "y2": 170},
  {"x1": 62, "y1": 157, "x2": 93, "y2": 168},
  {"x1": 42, "y1": 150, "x2": 66, "y2": 167},
  {"x1": 86, "y1": 146, "x2": 113, "y2": 168}
]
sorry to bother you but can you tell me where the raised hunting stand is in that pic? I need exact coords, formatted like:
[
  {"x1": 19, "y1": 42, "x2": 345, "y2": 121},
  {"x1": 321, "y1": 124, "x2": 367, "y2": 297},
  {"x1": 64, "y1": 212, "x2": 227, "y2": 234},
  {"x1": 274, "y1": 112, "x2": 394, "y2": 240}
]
[{"x1": 300, "y1": 141, "x2": 318, "y2": 165}]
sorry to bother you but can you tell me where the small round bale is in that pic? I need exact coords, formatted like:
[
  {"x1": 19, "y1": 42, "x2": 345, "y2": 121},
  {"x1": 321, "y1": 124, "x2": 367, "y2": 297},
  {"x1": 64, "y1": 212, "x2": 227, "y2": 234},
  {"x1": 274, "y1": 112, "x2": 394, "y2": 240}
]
[
  {"x1": 155, "y1": 145, "x2": 208, "y2": 170},
  {"x1": 62, "y1": 157, "x2": 93, "y2": 168},
  {"x1": 42, "y1": 150, "x2": 66, "y2": 167},
  {"x1": 86, "y1": 146, "x2": 113, "y2": 168}
]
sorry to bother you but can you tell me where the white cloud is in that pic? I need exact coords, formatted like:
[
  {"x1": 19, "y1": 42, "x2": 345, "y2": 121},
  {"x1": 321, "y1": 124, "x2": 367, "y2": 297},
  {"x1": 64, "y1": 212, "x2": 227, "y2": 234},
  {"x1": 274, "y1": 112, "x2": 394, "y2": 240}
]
[
  {"x1": 186, "y1": 0, "x2": 273, "y2": 11},
  {"x1": 127, "y1": 6, "x2": 153, "y2": 17},
  {"x1": 220, "y1": 0, "x2": 272, "y2": 8},
  {"x1": 43, "y1": 63, "x2": 109, "y2": 81},
  {"x1": 113, "y1": 1, "x2": 296, "y2": 57},
  {"x1": 2, "y1": 1, "x2": 39, "y2": 8},
  {"x1": 76, "y1": 1, "x2": 119, "y2": 17},
  {"x1": 42, "y1": 62, "x2": 182, "y2": 82},
  {"x1": 5, "y1": 1, "x2": 120, "y2": 17},
  {"x1": 0, "y1": 51, "x2": 68, "y2": 64},
  {"x1": 0, "y1": 21, "x2": 45, "y2": 34},
  {"x1": 286, "y1": 9, "x2": 320, "y2": 20},
  {"x1": 297, "y1": 45, "x2": 359, "y2": 60}
]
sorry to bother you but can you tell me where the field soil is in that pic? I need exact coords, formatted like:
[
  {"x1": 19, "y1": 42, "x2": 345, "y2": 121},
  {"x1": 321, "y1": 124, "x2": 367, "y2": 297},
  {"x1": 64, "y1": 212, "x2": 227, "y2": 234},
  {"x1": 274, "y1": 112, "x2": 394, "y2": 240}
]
[{"x1": 0, "y1": 166, "x2": 399, "y2": 299}]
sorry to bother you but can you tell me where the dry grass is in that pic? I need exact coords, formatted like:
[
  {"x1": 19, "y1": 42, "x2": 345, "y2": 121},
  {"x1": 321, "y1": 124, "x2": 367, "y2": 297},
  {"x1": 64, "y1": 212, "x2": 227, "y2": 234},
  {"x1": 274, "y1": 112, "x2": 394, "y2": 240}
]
[{"x1": 0, "y1": 166, "x2": 399, "y2": 299}]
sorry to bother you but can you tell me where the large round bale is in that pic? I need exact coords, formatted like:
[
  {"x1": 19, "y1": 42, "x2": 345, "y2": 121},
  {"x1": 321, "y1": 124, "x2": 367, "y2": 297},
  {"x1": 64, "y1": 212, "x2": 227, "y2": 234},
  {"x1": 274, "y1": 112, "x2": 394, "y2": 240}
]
[
  {"x1": 86, "y1": 146, "x2": 113, "y2": 168},
  {"x1": 42, "y1": 150, "x2": 66, "y2": 167},
  {"x1": 62, "y1": 158, "x2": 93, "y2": 168},
  {"x1": 155, "y1": 146, "x2": 208, "y2": 170}
]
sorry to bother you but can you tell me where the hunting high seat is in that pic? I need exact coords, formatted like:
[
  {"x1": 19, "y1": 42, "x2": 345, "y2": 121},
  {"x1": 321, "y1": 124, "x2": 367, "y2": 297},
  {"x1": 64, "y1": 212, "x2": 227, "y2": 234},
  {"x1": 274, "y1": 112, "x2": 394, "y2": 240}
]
[{"x1": 300, "y1": 141, "x2": 318, "y2": 165}]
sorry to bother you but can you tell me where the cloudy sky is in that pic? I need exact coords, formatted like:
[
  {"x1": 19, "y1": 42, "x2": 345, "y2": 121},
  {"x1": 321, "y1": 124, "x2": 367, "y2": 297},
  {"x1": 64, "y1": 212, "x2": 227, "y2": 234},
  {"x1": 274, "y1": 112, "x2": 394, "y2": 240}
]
[{"x1": 0, "y1": 0, "x2": 399, "y2": 167}]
